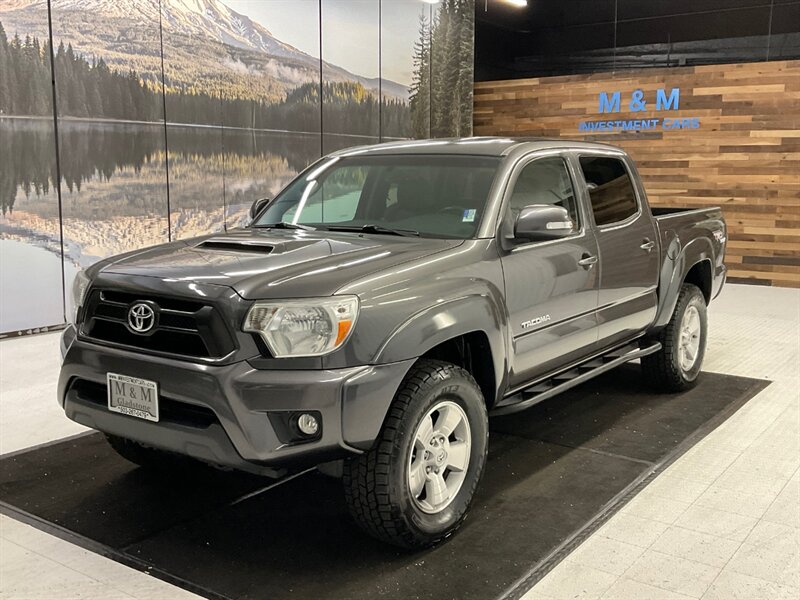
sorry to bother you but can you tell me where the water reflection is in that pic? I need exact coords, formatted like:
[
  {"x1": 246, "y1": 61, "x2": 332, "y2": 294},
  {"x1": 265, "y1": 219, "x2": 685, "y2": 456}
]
[
  {"x1": 1, "y1": 118, "x2": 326, "y2": 264},
  {"x1": 0, "y1": 239, "x2": 77, "y2": 332},
  {"x1": 0, "y1": 117, "x2": 65, "y2": 333},
  {"x1": 0, "y1": 118, "x2": 60, "y2": 218}
]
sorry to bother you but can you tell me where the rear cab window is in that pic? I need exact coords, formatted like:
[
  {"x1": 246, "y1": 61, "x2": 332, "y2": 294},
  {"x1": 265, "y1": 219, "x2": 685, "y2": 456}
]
[{"x1": 578, "y1": 156, "x2": 639, "y2": 226}]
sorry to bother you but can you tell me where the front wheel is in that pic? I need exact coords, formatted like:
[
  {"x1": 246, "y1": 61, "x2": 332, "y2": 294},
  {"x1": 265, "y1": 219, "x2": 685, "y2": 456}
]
[
  {"x1": 343, "y1": 359, "x2": 489, "y2": 548},
  {"x1": 642, "y1": 283, "x2": 708, "y2": 392}
]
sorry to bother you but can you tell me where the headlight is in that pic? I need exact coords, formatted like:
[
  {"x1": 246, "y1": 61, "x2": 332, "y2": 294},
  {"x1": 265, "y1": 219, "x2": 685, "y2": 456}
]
[
  {"x1": 67, "y1": 269, "x2": 91, "y2": 325},
  {"x1": 243, "y1": 296, "x2": 359, "y2": 358}
]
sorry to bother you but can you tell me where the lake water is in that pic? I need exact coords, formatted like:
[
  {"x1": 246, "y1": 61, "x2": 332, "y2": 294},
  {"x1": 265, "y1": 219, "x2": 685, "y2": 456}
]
[
  {"x1": 1, "y1": 117, "x2": 379, "y2": 333},
  {"x1": 0, "y1": 240, "x2": 78, "y2": 333}
]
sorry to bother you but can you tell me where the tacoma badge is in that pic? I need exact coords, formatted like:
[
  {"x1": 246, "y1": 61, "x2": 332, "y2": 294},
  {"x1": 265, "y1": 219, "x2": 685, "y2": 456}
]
[{"x1": 521, "y1": 314, "x2": 551, "y2": 329}]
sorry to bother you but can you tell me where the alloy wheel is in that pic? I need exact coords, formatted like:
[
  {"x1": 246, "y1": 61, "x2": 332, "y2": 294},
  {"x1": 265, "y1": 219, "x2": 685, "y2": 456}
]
[
  {"x1": 678, "y1": 304, "x2": 702, "y2": 372},
  {"x1": 407, "y1": 400, "x2": 472, "y2": 514}
]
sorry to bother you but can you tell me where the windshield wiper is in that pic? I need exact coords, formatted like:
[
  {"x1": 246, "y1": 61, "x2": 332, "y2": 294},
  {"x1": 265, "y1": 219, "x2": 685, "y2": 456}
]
[
  {"x1": 327, "y1": 224, "x2": 420, "y2": 237},
  {"x1": 253, "y1": 221, "x2": 316, "y2": 231}
]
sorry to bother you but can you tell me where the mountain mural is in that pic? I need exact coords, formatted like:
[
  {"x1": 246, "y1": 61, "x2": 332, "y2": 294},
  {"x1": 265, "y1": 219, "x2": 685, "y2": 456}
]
[
  {"x1": 0, "y1": 0, "x2": 474, "y2": 333},
  {"x1": 0, "y1": 0, "x2": 409, "y2": 102}
]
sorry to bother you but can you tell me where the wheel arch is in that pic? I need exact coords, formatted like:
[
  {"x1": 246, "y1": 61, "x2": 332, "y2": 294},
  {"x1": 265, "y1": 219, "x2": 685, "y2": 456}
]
[
  {"x1": 373, "y1": 295, "x2": 508, "y2": 408},
  {"x1": 654, "y1": 237, "x2": 714, "y2": 329}
]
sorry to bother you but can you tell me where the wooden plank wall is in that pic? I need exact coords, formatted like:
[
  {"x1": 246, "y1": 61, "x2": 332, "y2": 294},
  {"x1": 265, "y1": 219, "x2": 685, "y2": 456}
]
[{"x1": 474, "y1": 60, "x2": 800, "y2": 287}]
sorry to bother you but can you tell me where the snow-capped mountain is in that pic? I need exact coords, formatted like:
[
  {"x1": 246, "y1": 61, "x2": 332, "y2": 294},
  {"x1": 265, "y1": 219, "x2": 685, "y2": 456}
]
[
  {"x1": 48, "y1": 0, "x2": 309, "y2": 61},
  {"x1": 0, "y1": 0, "x2": 409, "y2": 100}
]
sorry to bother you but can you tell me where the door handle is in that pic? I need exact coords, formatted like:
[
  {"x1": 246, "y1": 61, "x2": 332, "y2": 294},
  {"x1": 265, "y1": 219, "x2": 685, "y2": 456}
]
[
  {"x1": 640, "y1": 239, "x2": 655, "y2": 253},
  {"x1": 578, "y1": 254, "x2": 598, "y2": 268}
]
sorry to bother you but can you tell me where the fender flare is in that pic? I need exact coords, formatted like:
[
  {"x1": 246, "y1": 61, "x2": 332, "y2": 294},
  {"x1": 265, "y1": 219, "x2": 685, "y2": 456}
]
[
  {"x1": 654, "y1": 236, "x2": 714, "y2": 329},
  {"x1": 373, "y1": 293, "x2": 509, "y2": 405}
]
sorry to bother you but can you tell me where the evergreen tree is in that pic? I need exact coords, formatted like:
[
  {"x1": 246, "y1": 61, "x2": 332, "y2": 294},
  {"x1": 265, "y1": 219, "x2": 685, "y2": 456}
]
[
  {"x1": 0, "y1": 18, "x2": 416, "y2": 133},
  {"x1": 430, "y1": 0, "x2": 453, "y2": 136},
  {"x1": 0, "y1": 31, "x2": 13, "y2": 114},
  {"x1": 408, "y1": 0, "x2": 473, "y2": 139},
  {"x1": 457, "y1": 0, "x2": 474, "y2": 135},
  {"x1": 0, "y1": 22, "x2": 9, "y2": 113},
  {"x1": 409, "y1": 13, "x2": 431, "y2": 138}
]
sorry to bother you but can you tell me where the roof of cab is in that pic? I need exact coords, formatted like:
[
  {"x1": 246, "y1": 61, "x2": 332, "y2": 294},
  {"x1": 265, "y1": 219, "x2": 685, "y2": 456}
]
[{"x1": 328, "y1": 137, "x2": 624, "y2": 158}]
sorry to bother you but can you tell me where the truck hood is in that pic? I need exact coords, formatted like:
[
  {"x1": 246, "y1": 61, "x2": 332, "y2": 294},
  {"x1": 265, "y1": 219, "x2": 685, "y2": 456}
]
[{"x1": 100, "y1": 229, "x2": 462, "y2": 298}]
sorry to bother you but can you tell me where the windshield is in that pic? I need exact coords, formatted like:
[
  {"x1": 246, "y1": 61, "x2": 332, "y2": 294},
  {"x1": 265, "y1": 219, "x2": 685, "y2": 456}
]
[{"x1": 253, "y1": 154, "x2": 501, "y2": 239}]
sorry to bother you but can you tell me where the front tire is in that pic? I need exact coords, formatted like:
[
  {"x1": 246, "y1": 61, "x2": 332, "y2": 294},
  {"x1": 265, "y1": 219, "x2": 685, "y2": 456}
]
[
  {"x1": 642, "y1": 283, "x2": 708, "y2": 392},
  {"x1": 343, "y1": 359, "x2": 489, "y2": 549}
]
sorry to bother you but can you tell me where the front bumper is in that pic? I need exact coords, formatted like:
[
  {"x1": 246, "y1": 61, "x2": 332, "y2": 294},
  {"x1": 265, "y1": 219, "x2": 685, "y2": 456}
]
[{"x1": 59, "y1": 327, "x2": 414, "y2": 476}]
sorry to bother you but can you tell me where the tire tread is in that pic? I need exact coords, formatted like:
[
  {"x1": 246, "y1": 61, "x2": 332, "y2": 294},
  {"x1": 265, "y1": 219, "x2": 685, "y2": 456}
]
[
  {"x1": 342, "y1": 359, "x2": 486, "y2": 548},
  {"x1": 642, "y1": 283, "x2": 705, "y2": 392}
]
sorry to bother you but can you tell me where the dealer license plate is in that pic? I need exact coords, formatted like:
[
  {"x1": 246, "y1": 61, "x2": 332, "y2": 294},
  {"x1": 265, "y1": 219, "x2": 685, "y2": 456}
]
[{"x1": 107, "y1": 373, "x2": 159, "y2": 422}]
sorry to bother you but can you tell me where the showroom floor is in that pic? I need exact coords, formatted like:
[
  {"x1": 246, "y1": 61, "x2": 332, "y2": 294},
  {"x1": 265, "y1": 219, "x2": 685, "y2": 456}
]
[{"x1": 0, "y1": 283, "x2": 798, "y2": 600}]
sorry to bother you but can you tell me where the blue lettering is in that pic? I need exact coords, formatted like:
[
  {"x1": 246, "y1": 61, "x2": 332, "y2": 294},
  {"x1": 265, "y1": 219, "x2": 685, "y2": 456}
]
[
  {"x1": 577, "y1": 116, "x2": 684, "y2": 132},
  {"x1": 599, "y1": 91, "x2": 621, "y2": 114},
  {"x1": 656, "y1": 88, "x2": 680, "y2": 111},
  {"x1": 629, "y1": 90, "x2": 647, "y2": 112}
]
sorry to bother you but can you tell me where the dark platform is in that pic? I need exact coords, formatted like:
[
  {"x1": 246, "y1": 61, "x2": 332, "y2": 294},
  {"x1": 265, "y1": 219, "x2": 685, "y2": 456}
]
[{"x1": 0, "y1": 367, "x2": 768, "y2": 600}]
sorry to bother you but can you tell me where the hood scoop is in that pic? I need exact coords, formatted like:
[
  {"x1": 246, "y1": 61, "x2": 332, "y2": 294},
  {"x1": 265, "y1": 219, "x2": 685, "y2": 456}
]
[{"x1": 197, "y1": 239, "x2": 274, "y2": 254}]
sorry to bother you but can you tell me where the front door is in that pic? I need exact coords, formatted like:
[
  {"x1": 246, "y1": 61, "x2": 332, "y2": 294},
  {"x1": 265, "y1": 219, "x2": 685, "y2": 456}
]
[
  {"x1": 500, "y1": 154, "x2": 600, "y2": 388},
  {"x1": 577, "y1": 154, "x2": 660, "y2": 348}
]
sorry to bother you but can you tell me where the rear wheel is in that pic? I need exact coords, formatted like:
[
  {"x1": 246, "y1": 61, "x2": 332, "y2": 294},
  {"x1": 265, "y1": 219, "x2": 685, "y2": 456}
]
[
  {"x1": 343, "y1": 359, "x2": 489, "y2": 549},
  {"x1": 642, "y1": 283, "x2": 707, "y2": 392}
]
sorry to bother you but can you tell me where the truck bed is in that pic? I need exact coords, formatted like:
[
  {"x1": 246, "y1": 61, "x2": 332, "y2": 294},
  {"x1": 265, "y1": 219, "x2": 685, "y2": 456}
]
[
  {"x1": 652, "y1": 206, "x2": 725, "y2": 235},
  {"x1": 652, "y1": 206, "x2": 726, "y2": 280}
]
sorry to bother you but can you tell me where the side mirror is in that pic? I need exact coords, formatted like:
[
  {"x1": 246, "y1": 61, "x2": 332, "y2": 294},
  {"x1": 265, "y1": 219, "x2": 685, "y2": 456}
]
[
  {"x1": 514, "y1": 205, "x2": 575, "y2": 242},
  {"x1": 249, "y1": 197, "x2": 271, "y2": 221}
]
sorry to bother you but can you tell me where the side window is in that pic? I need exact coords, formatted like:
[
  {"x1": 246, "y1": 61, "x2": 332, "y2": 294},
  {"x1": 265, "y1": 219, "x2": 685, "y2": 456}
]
[
  {"x1": 509, "y1": 157, "x2": 579, "y2": 228},
  {"x1": 578, "y1": 156, "x2": 638, "y2": 226},
  {"x1": 283, "y1": 165, "x2": 366, "y2": 224}
]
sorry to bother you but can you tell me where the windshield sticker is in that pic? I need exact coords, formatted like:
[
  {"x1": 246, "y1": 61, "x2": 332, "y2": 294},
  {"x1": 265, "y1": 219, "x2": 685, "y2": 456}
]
[{"x1": 462, "y1": 209, "x2": 476, "y2": 222}]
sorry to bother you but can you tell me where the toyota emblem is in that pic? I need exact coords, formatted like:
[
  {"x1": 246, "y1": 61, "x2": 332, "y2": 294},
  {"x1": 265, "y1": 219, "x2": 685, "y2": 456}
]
[{"x1": 128, "y1": 303, "x2": 156, "y2": 334}]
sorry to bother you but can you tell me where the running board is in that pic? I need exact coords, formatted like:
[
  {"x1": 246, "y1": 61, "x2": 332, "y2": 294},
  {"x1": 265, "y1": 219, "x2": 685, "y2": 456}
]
[{"x1": 491, "y1": 341, "x2": 662, "y2": 416}]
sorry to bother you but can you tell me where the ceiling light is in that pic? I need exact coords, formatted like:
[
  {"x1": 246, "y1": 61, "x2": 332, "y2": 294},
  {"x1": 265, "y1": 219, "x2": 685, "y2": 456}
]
[{"x1": 504, "y1": 0, "x2": 528, "y2": 7}]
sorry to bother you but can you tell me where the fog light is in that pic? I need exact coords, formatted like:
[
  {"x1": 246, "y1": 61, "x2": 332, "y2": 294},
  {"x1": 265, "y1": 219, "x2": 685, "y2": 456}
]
[{"x1": 296, "y1": 413, "x2": 319, "y2": 436}]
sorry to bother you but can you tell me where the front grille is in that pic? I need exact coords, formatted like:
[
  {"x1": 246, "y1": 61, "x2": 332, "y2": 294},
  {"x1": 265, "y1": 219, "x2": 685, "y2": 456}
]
[
  {"x1": 81, "y1": 289, "x2": 236, "y2": 359},
  {"x1": 70, "y1": 379, "x2": 218, "y2": 429}
]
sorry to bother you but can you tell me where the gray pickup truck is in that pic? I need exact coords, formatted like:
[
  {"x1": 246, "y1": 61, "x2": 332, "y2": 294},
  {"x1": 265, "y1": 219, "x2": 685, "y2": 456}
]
[{"x1": 59, "y1": 138, "x2": 726, "y2": 548}]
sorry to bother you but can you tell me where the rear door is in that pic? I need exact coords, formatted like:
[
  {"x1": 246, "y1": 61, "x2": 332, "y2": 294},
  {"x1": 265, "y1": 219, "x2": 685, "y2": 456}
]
[
  {"x1": 576, "y1": 153, "x2": 660, "y2": 348},
  {"x1": 499, "y1": 153, "x2": 600, "y2": 388}
]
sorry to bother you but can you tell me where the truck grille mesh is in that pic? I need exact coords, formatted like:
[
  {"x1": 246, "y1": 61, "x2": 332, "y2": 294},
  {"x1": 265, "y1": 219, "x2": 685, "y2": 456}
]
[{"x1": 80, "y1": 290, "x2": 236, "y2": 359}]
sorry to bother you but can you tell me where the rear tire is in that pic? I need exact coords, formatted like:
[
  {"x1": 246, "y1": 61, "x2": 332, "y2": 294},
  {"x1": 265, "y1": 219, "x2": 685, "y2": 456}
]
[
  {"x1": 642, "y1": 283, "x2": 707, "y2": 392},
  {"x1": 343, "y1": 359, "x2": 489, "y2": 549}
]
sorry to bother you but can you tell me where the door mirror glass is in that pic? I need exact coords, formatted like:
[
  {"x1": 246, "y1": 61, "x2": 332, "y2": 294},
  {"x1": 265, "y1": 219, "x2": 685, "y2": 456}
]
[
  {"x1": 514, "y1": 205, "x2": 575, "y2": 242},
  {"x1": 249, "y1": 197, "x2": 271, "y2": 221}
]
